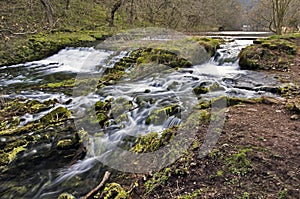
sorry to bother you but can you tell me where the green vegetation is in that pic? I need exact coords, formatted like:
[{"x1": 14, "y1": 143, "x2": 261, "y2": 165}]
[
  {"x1": 131, "y1": 128, "x2": 177, "y2": 153},
  {"x1": 225, "y1": 148, "x2": 253, "y2": 176},
  {"x1": 57, "y1": 193, "x2": 76, "y2": 199},
  {"x1": 95, "y1": 183, "x2": 128, "y2": 199},
  {"x1": 178, "y1": 189, "x2": 202, "y2": 199}
]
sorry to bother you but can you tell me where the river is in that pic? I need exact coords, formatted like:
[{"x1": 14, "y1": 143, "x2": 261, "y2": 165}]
[{"x1": 0, "y1": 31, "x2": 280, "y2": 198}]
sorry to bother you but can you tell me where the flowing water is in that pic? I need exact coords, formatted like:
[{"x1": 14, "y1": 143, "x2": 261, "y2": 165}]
[{"x1": 0, "y1": 34, "x2": 281, "y2": 198}]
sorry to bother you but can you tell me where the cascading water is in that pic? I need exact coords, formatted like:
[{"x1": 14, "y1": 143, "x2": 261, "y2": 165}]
[{"x1": 0, "y1": 34, "x2": 281, "y2": 199}]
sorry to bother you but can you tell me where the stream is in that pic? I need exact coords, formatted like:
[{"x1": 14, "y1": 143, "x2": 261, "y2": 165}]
[{"x1": 0, "y1": 32, "x2": 280, "y2": 198}]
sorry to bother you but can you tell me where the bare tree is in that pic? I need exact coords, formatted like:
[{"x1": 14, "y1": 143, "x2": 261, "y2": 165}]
[
  {"x1": 270, "y1": 0, "x2": 294, "y2": 34},
  {"x1": 248, "y1": 0, "x2": 295, "y2": 34},
  {"x1": 39, "y1": 0, "x2": 54, "y2": 27},
  {"x1": 99, "y1": 0, "x2": 125, "y2": 26}
]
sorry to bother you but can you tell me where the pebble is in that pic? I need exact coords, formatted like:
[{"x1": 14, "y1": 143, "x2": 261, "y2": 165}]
[
  {"x1": 290, "y1": 114, "x2": 299, "y2": 120},
  {"x1": 247, "y1": 108, "x2": 258, "y2": 112}
]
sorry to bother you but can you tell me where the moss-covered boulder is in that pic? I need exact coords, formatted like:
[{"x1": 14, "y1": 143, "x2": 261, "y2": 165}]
[
  {"x1": 193, "y1": 82, "x2": 225, "y2": 95},
  {"x1": 239, "y1": 34, "x2": 299, "y2": 71},
  {"x1": 131, "y1": 128, "x2": 177, "y2": 153},
  {"x1": 145, "y1": 104, "x2": 181, "y2": 125},
  {"x1": 191, "y1": 37, "x2": 221, "y2": 57}
]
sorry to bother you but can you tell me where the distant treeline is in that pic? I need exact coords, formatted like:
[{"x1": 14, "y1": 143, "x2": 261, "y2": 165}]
[{"x1": 0, "y1": 0, "x2": 299, "y2": 36}]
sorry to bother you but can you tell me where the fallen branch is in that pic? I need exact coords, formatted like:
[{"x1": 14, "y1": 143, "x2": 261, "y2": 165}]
[
  {"x1": 83, "y1": 171, "x2": 111, "y2": 199},
  {"x1": 0, "y1": 29, "x2": 37, "y2": 35}
]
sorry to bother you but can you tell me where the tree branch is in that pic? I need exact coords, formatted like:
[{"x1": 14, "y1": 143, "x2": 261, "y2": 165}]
[{"x1": 83, "y1": 171, "x2": 111, "y2": 199}]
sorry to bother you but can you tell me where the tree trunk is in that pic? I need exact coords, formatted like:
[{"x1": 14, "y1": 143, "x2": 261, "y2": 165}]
[
  {"x1": 66, "y1": 0, "x2": 70, "y2": 10},
  {"x1": 109, "y1": 0, "x2": 123, "y2": 26},
  {"x1": 39, "y1": 0, "x2": 54, "y2": 27},
  {"x1": 270, "y1": 0, "x2": 293, "y2": 35}
]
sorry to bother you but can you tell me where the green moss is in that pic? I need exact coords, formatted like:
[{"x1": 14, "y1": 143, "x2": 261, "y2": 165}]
[
  {"x1": 145, "y1": 104, "x2": 181, "y2": 125},
  {"x1": 197, "y1": 100, "x2": 211, "y2": 109},
  {"x1": 278, "y1": 188, "x2": 288, "y2": 199},
  {"x1": 216, "y1": 170, "x2": 223, "y2": 177},
  {"x1": 57, "y1": 193, "x2": 76, "y2": 199},
  {"x1": 178, "y1": 189, "x2": 202, "y2": 199},
  {"x1": 0, "y1": 145, "x2": 27, "y2": 165},
  {"x1": 99, "y1": 183, "x2": 128, "y2": 199},
  {"x1": 57, "y1": 139, "x2": 74, "y2": 150},
  {"x1": 191, "y1": 37, "x2": 221, "y2": 57},
  {"x1": 143, "y1": 167, "x2": 173, "y2": 194},
  {"x1": 42, "y1": 79, "x2": 75, "y2": 89},
  {"x1": 131, "y1": 127, "x2": 177, "y2": 153},
  {"x1": 193, "y1": 85, "x2": 209, "y2": 95},
  {"x1": 198, "y1": 110, "x2": 210, "y2": 123},
  {"x1": 225, "y1": 148, "x2": 253, "y2": 176},
  {"x1": 40, "y1": 107, "x2": 71, "y2": 124}
]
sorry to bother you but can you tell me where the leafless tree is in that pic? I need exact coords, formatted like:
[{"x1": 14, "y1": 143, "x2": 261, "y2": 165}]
[{"x1": 39, "y1": 0, "x2": 55, "y2": 27}]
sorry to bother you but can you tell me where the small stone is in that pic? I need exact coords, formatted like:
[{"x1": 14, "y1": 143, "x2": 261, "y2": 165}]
[
  {"x1": 247, "y1": 108, "x2": 258, "y2": 112},
  {"x1": 290, "y1": 115, "x2": 299, "y2": 120},
  {"x1": 190, "y1": 162, "x2": 197, "y2": 166},
  {"x1": 275, "y1": 110, "x2": 282, "y2": 113}
]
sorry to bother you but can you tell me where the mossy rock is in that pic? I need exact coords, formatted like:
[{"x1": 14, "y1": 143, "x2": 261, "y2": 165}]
[
  {"x1": 145, "y1": 104, "x2": 181, "y2": 125},
  {"x1": 191, "y1": 37, "x2": 221, "y2": 57},
  {"x1": 94, "y1": 100, "x2": 112, "y2": 127},
  {"x1": 193, "y1": 82, "x2": 225, "y2": 96},
  {"x1": 193, "y1": 85, "x2": 209, "y2": 95},
  {"x1": 39, "y1": 107, "x2": 71, "y2": 124},
  {"x1": 238, "y1": 35, "x2": 298, "y2": 71},
  {"x1": 131, "y1": 127, "x2": 177, "y2": 153}
]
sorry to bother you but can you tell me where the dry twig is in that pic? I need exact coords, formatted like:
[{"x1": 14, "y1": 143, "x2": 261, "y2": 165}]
[{"x1": 83, "y1": 171, "x2": 111, "y2": 199}]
